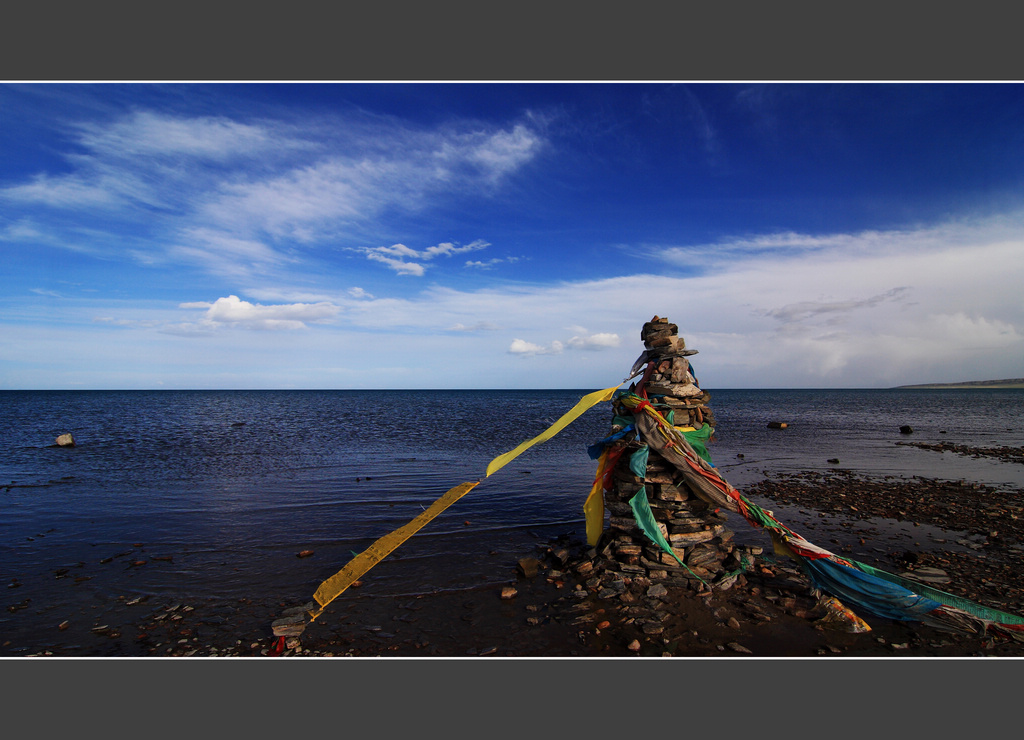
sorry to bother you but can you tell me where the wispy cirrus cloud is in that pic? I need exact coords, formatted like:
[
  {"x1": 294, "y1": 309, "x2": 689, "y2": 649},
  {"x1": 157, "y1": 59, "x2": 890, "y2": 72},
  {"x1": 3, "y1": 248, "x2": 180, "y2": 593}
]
[
  {"x1": 74, "y1": 110, "x2": 290, "y2": 160},
  {"x1": 449, "y1": 321, "x2": 500, "y2": 332},
  {"x1": 466, "y1": 255, "x2": 521, "y2": 269},
  {"x1": 0, "y1": 107, "x2": 543, "y2": 280}
]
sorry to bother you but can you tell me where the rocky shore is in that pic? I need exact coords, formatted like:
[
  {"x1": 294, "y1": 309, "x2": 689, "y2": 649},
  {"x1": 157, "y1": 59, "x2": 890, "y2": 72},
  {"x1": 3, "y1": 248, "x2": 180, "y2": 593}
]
[{"x1": 8, "y1": 453, "x2": 1023, "y2": 659}]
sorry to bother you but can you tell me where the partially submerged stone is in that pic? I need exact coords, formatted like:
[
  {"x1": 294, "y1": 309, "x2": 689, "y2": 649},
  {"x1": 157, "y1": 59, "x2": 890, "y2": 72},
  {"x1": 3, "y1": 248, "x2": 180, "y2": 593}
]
[
  {"x1": 517, "y1": 557, "x2": 542, "y2": 578},
  {"x1": 271, "y1": 613, "x2": 308, "y2": 637}
]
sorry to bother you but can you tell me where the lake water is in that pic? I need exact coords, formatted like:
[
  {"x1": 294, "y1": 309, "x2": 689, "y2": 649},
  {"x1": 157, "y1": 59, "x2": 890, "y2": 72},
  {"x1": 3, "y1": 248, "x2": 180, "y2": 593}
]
[{"x1": 2, "y1": 388, "x2": 1022, "y2": 619}]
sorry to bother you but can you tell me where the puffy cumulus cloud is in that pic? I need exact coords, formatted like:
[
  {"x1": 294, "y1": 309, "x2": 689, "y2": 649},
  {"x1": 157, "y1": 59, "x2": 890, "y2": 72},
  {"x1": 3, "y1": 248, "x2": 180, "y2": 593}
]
[
  {"x1": 509, "y1": 338, "x2": 563, "y2": 356},
  {"x1": 359, "y1": 240, "x2": 489, "y2": 276},
  {"x1": 508, "y1": 329, "x2": 619, "y2": 357},
  {"x1": 182, "y1": 295, "x2": 340, "y2": 331},
  {"x1": 567, "y1": 332, "x2": 621, "y2": 350}
]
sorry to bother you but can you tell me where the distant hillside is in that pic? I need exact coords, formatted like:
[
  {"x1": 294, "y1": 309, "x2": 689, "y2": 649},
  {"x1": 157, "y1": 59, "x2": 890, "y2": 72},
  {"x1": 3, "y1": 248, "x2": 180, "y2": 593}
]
[{"x1": 895, "y1": 378, "x2": 1024, "y2": 389}]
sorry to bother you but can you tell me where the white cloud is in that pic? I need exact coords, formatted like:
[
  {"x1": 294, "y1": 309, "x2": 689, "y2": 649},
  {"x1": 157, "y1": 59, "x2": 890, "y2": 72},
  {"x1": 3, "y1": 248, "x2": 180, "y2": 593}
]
[
  {"x1": 2, "y1": 174, "x2": 123, "y2": 208},
  {"x1": 450, "y1": 321, "x2": 499, "y2": 332},
  {"x1": 12, "y1": 208, "x2": 1024, "y2": 390},
  {"x1": 182, "y1": 295, "x2": 341, "y2": 331},
  {"x1": 0, "y1": 219, "x2": 44, "y2": 241},
  {"x1": 168, "y1": 228, "x2": 289, "y2": 278},
  {"x1": 509, "y1": 338, "x2": 562, "y2": 356},
  {"x1": 0, "y1": 107, "x2": 541, "y2": 281},
  {"x1": 466, "y1": 256, "x2": 520, "y2": 269},
  {"x1": 567, "y1": 332, "x2": 621, "y2": 350},
  {"x1": 365, "y1": 251, "x2": 426, "y2": 276},
  {"x1": 94, "y1": 316, "x2": 162, "y2": 328},
  {"x1": 308, "y1": 213, "x2": 1023, "y2": 387},
  {"x1": 31, "y1": 288, "x2": 63, "y2": 298},
  {"x1": 359, "y1": 240, "x2": 490, "y2": 276},
  {"x1": 75, "y1": 110, "x2": 290, "y2": 160},
  {"x1": 424, "y1": 241, "x2": 489, "y2": 258},
  {"x1": 508, "y1": 330, "x2": 619, "y2": 356},
  {"x1": 437, "y1": 124, "x2": 543, "y2": 183}
]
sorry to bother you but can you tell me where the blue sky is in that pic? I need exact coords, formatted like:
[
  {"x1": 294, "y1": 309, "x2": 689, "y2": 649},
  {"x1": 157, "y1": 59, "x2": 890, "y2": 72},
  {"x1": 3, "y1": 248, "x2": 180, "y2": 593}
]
[{"x1": 1, "y1": 82, "x2": 1022, "y2": 389}]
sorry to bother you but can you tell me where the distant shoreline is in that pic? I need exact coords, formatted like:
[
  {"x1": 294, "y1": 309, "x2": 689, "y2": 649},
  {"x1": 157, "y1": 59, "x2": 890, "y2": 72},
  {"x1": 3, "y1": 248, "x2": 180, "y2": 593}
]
[{"x1": 894, "y1": 378, "x2": 1024, "y2": 389}]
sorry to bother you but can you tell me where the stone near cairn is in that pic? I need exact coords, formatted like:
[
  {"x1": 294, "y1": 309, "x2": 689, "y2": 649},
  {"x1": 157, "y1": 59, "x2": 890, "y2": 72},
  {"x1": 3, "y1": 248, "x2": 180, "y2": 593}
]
[{"x1": 596, "y1": 316, "x2": 757, "y2": 593}]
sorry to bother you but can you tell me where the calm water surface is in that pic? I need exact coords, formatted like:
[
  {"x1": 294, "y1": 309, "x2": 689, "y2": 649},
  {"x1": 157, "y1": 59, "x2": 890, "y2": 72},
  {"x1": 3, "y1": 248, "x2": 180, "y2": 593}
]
[{"x1": 2, "y1": 388, "x2": 1022, "y2": 613}]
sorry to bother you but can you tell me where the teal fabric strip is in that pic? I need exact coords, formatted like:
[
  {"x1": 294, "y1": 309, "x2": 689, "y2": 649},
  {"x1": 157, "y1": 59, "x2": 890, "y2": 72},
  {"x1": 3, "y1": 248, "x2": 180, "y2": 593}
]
[
  {"x1": 855, "y1": 560, "x2": 1024, "y2": 625},
  {"x1": 628, "y1": 489, "x2": 710, "y2": 587},
  {"x1": 628, "y1": 445, "x2": 649, "y2": 479},
  {"x1": 628, "y1": 487, "x2": 683, "y2": 565}
]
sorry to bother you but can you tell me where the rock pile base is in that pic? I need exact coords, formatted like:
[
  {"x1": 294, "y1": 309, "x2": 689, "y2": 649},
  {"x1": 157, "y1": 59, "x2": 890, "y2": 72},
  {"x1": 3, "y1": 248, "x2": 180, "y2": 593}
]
[{"x1": 591, "y1": 316, "x2": 761, "y2": 595}]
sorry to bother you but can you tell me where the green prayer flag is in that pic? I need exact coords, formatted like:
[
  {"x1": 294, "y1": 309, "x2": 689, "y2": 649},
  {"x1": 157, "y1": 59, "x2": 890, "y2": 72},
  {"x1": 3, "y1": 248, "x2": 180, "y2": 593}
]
[{"x1": 628, "y1": 487, "x2": 684, "y2": 566}]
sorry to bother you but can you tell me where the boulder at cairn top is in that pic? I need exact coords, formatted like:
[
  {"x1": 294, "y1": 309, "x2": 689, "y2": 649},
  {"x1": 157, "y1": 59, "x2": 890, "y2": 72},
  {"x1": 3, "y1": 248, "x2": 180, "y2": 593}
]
[{"x1": 55, "y1": 433, "x2": 76, "y2": 447}]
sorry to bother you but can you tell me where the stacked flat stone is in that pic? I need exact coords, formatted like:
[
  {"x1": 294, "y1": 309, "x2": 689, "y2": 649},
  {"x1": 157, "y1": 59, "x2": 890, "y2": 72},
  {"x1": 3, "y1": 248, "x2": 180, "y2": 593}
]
[
  {"x1": 596, "y1": 316, "x2": 756, "y2": 593},
  {"x1": 637, "y1": 317, "x2": 715, "y2": 429}
]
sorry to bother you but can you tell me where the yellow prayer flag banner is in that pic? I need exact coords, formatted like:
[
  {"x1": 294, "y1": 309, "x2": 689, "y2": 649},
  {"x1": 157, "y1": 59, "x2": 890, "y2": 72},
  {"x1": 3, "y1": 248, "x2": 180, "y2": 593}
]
[
  {"x1": 583, "y1": 449, "x2": 610, "y2": 546},
  {"x1": 310, "y1": 480, "x2": 480, "y2": 619},
  {"x1": 484, "y1": 385, "x2": 620, "y2": 477},
  {"x1": 308, "y1": 384, "x2": 620, "y2": 623}
]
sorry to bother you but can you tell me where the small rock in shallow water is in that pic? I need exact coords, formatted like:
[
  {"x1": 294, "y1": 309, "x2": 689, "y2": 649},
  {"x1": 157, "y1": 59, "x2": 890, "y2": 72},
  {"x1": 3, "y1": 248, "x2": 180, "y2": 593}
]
[{"x1": 517, "y1": 557, "x2": 542, "y2": 578}]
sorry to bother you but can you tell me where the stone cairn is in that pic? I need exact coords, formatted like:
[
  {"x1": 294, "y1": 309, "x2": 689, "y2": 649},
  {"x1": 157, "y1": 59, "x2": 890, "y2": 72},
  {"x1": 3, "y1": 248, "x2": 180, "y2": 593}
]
[{"x1": 593, "y1": 316, "x2": 760, "y2": 594}]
